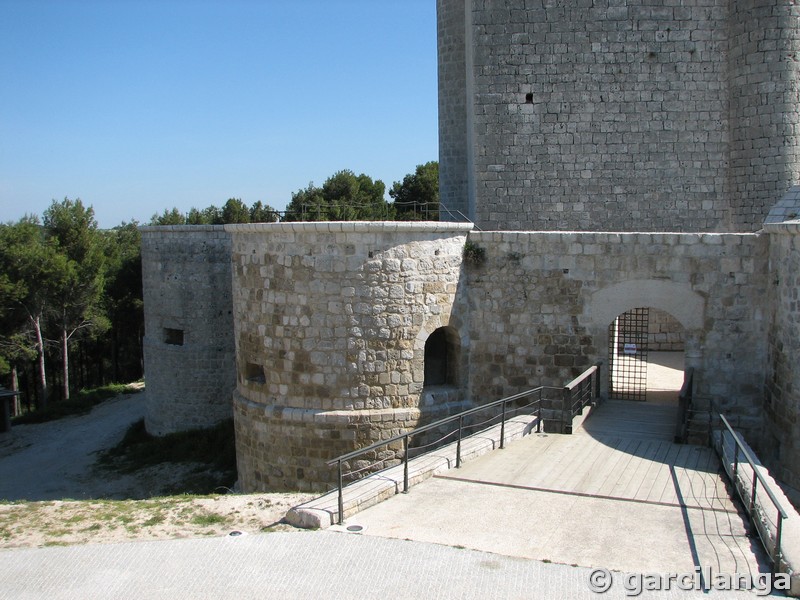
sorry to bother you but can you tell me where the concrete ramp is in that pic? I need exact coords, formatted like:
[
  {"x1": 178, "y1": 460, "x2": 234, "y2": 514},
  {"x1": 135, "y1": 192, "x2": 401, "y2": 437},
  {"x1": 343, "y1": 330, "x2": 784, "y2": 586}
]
[{"x1": 344, "y1": 400, "x2": 768, "y2": 578}]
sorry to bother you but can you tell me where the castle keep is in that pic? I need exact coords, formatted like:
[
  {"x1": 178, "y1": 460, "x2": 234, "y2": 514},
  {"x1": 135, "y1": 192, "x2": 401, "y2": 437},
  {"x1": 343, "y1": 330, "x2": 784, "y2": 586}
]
[
  {"x1": 141, "y1": 1, "x2": 800, "y2": 494},
  {"x1": 438, "y1": 0, "x2": 800, "y2": 231}
]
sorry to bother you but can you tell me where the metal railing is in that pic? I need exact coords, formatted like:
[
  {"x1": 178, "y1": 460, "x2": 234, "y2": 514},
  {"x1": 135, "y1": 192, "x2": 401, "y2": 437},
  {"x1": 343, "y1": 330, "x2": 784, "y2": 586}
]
[
  {"x1": 561, "y1": 362, "x2": 603, "y2": 434},
  {"x1": 674, "y1": 367, "x2": 695, "y2": 443},
  {"x1": 716, "y1": 413, "x2": 788, "y2": 573},
  {"x1": 328, "y1": 363, "x2": 603, "y2": 524}
]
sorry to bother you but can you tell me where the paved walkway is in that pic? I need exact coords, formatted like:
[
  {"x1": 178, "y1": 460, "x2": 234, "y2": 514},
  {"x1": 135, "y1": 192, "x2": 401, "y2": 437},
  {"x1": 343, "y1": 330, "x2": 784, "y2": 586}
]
[
  {"x1": 0, "y1": 530, "x2": 774, "y2": 599},
  {"x1": 0, "y1": 397, "x2": 782, "y2": 599},
  {"x1": 343, "y1": 399, "x2": 767, "y2": 577}
]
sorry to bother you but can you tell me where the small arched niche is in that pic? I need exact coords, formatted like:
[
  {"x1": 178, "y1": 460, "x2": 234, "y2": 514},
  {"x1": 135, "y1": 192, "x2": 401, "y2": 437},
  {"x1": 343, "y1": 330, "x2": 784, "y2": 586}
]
[{"x1": 424, "y1": 326, "x2": 460, "y2": 387}]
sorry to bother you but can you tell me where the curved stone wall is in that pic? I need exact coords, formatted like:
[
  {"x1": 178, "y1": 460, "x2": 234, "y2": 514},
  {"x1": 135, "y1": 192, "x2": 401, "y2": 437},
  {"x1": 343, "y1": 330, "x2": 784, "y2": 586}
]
[
  {"x1": 228, "y1": 222, "x2": 472, "y2": 492},
  {"x1": 728, "y1": 2, "x2": 800, "y2": 230},
  {"x1": 140, "y1": 226, "x2": 236, "y2": 435}
]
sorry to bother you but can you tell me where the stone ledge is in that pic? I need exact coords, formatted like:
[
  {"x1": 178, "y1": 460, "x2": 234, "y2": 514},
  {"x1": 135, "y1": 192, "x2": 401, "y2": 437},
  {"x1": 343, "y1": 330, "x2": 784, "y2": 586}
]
[
  {"x1": 715, "y1": 429, "x2": 800, "y2": 597},
  {"x1": 224, "y1": 221, "x2": 475, "y2": 234},
  {"x1": 285, "y1": 413, "x2": 542, "y2": 529},
  {"x1": 764, "y1": 221, "x2": 800, "y2": 235},
  {"x1": 233, "y1": 393, "x2": 423, "y2": 425},
  {"x1": 140, "y1": 225, "x2": 229, "y2": 233}
]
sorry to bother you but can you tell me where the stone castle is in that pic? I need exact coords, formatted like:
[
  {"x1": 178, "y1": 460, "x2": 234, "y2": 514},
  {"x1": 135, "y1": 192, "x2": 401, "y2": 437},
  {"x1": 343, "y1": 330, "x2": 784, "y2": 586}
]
[{"x1": 141, "y1": 1, "x2": 800, "y2": 494}]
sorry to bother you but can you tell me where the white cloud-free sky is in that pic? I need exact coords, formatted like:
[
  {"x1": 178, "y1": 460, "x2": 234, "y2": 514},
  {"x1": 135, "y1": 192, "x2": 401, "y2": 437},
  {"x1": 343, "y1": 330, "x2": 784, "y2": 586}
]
[{"x1": 0, "y1": 0, "x2": 438, "y2": 228}]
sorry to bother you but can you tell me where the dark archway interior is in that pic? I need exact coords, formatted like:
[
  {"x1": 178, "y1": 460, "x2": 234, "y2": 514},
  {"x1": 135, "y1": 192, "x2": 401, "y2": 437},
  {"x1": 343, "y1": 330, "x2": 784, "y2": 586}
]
[{"x1": 424, "y1": 327, "x2": 459, "y2": 387}]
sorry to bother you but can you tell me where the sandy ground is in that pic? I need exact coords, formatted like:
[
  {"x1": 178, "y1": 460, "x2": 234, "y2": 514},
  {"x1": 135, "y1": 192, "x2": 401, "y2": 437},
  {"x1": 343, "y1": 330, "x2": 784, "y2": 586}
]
[{"x1": 0, "y1": 391, "x2": 313, "y2": 549}]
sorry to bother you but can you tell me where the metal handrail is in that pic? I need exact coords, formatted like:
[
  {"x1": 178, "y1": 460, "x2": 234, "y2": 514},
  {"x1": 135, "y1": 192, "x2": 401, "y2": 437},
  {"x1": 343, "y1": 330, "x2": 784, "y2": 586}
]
[
  {"x1": 329, "y1": 363, "x2": 603, "y2": 524},
  {"x1": 331, "y1": 385, "x2": 556, "y2": 465},
  {"x1": 561, "y1": 362, "x2": 603, "y2": 434},
  {"x1": 717, "y1": 413, "x2": 788, "y2": 572}
]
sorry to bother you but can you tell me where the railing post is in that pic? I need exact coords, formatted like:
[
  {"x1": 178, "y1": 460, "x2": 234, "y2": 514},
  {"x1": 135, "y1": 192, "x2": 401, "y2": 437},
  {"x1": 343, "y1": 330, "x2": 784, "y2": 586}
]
[
  {"x1": 337, "y1": 459, "x2": 344, "y2": 525},
  {"x1": 775, "y1": 512, "x2": 784, "y2": 573},
  {"x1": 536, "y1": 392, "x2": 542, "y2": 433},
  {"x1": 562, "y1": 387, "x2": 572, "y2": 434},
  {"x1": 500, "y1": 400, "x2": 506, "y2": 449},
  {"x1": 403, "y1": 434, "x2": 409, "y2": 493},
  {"x1": 456, "y1": 415, "x2": 463, "y2": 468},
  {"x1": 595, "y1": 363, "x2": 601, "y2": 400},
  {"x1": 750, "y1": 472, "x2": 758, "y2": 514}
]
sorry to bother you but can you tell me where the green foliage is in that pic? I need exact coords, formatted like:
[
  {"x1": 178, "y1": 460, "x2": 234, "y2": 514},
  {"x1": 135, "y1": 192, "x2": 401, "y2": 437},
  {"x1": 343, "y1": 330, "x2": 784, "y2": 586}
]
[
  {"x1": 463, "y1": 241, "x2": 486, "y2": 265},
  {"x1": 221, "y1": 198, "x2": 250, "y2": 224},
  {"x1": 43, "y1": 198, "x2": 109, "y2": 400},
  {"x1": 390, "y1": 161, "x2": 439, "y2": 221},
  {"x1": 149, "y1": 207, "x2": 185, "y2": 225},
  {"x1": 283, "y1": 170, "x2": 392, "y2": 221},
  {"x1": 249, "y1": 201, "x2": 279, "y2": 223},
  {"x1": 152, "y1": 200, "x2": 280, "y2": 225},
  {"x1": 101, "y1": 222, "x2": 144, "y2": 383}
]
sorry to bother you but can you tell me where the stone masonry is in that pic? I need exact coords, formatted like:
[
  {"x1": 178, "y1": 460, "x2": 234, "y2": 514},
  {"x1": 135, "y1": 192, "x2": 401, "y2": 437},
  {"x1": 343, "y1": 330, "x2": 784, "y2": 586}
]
[
  {"x1": 141, "y1": 223, "x2": 785, "y2": 490},
  {"x1": 140, "y1": 226, "x2": 235, "y2": 435},
  {"x1": 437, "y1": 0, "x2": 800, "y2": 232},
  {"x1": 763, "y1": 206, "x2": 800, "y2": 490},
  {"x1": 462, "y1": 230, "x2": 769, "y2": 437},
  {"x1": 139, "y1": 2, "x2": 800, "y2": 493},
  {"x1": 228, "y1": 222, "x2": 472, "y2": 492}
]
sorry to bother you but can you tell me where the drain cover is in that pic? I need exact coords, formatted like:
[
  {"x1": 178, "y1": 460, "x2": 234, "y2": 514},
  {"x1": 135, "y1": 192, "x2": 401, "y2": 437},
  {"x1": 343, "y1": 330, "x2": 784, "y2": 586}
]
[
  {"x1": 229, "y1": 531, "x2": 243, "y2": 537},
  {"x1": 346, "y1": 525, "x2": 364, "y2": 533}
]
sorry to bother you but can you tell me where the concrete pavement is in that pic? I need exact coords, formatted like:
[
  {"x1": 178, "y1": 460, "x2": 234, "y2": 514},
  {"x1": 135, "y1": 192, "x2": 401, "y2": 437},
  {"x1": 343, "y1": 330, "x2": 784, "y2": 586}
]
[
  {"x1": 342, "y1": 399, "x2": 767, "y2": 579},
  {"x1": 0, "y1": 530, "x2": 778, "y2": 599}
]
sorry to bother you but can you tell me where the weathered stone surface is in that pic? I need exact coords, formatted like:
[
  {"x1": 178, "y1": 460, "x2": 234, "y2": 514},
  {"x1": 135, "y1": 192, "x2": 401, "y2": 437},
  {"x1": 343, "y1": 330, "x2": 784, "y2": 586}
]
[
  {"x1": 228, "y1": 222, "x2": 472, "y2": 491},
  {"x1": 438, "y1": 0, "x2": 800, "y2": 232},
  {"x1": 140, "y1": 226, "x2": 235, "y2": 435}
]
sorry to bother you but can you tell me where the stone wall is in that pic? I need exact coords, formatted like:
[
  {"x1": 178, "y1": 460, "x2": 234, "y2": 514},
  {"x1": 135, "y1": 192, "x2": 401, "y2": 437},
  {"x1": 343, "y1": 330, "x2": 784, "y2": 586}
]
[
  {"x1": 464, "y1": 231, "x2": 770, "y2": 437},
  {"x1": 228, "y1": 222, "x2": 472, "y2": 492},
  {"x1": 140, "y1": 226, "x2": 236, "y2": 435},
  {"x1": 140, "y1": 223, "x2": 779, "y2": 490},
  {"x1": 728, "y1": 2, "x2": 800, "y2": 230},
  {"x1": 437, "y1": 0, "x2": 470, "y2": 219},
  {"x1": 763, "y1": 220, "x2": 800, "y2": 490},
  {"x1": 438, "y1": 0, "x2": 800, "y2": 232},
  {"x1": 647, "y1": 308, "x2": 685, "y2": 352}
]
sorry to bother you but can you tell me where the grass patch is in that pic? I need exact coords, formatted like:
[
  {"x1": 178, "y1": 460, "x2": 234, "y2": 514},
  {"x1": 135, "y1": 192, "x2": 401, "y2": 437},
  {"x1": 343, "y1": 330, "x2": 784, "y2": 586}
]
[
  {"x1": 96, "y1": 418, "x2": 237, "y2": 495},
  {"x1": 190, "y1": 512, "x2": 228, "y2": 527},
  {"x1": 12, "y1": 382, "x2": 143, "y2": 425}
]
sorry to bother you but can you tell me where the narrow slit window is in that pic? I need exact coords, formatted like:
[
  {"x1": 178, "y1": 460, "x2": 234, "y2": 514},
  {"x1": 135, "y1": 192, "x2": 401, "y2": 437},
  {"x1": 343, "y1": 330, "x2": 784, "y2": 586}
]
[{"x1": 163, "y1": 328, "x2": 184, "y2": 346}]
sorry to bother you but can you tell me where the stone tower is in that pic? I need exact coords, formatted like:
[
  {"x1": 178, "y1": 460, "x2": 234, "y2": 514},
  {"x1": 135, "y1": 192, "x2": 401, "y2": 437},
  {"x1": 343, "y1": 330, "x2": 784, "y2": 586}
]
[{"x1": 438, "y1": 0, "x2": 800, "y2": 232}]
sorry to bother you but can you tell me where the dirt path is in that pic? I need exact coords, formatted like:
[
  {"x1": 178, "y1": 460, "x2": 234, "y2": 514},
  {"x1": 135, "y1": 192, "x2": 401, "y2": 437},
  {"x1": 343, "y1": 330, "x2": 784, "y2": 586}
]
[
  {"x1": 0, "y1": 393, "x2": 147, "y2": 501},
  {"x1": 0, "y1": 392, "x2": 314, "y2": 548}
]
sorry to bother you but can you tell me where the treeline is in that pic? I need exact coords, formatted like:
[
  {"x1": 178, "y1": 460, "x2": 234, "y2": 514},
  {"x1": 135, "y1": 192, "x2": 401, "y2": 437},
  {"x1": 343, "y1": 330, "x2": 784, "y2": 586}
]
[
  {"x1": 0, "y1": 199, "x2": 143, "y2": 413},
  {"x1": 150, "y1": 163, "x2": 439, "y2": 225},
  {"x1": 1, "y1": 162, "x2": 439, "y2": 415}
]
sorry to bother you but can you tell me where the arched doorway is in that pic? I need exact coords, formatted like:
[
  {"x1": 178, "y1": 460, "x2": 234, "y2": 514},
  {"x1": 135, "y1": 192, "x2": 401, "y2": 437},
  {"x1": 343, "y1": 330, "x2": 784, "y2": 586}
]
[{"x1": 423, "y1": 326, "x2": 460, "y2": 387}]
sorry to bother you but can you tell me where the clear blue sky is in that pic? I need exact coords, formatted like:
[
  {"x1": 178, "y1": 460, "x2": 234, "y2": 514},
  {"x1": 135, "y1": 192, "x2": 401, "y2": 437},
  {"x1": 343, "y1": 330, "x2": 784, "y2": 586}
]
[{"x1": 0, "y1": 0, "x2": 438, "y2": 228}]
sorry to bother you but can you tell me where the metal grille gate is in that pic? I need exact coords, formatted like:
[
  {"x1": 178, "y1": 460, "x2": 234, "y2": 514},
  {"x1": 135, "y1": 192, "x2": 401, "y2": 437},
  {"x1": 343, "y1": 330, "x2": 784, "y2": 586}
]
[{"x1": 608, "y1": 307, "x2": 649, "y2": 401}]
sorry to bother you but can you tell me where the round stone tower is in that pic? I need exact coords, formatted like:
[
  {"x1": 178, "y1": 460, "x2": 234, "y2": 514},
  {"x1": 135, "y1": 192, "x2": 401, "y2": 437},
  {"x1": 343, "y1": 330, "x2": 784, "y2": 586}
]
[{"x1": 227, "y1": 222, "x2": 473, "y2": 492}]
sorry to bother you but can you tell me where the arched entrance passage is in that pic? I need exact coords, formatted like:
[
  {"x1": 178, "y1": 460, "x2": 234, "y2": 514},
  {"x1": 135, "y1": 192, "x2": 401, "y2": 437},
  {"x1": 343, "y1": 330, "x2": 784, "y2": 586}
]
[{"x1": 590, "y1": 280, "x2": 705, "y2": 403}]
